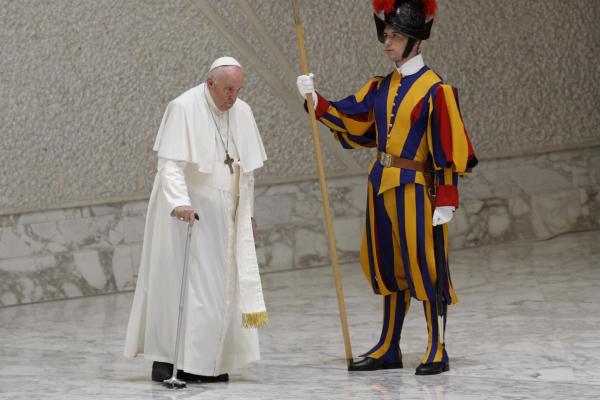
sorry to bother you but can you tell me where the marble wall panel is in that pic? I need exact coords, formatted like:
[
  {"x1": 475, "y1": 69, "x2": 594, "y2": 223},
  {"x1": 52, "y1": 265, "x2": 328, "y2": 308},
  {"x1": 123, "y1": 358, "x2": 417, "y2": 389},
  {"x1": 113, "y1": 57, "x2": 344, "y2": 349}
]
[
  {"x1": 254, "y1": 176, "x2": 365, "y2": 272},
  {"x1": 451, "y1": 146, "x2": 600, "y2": 248},
  {"x1": 0, "y1": 201, "x2": 146, "y2": 306},
  {"x1": 0, "y1": 245, "x2": 138, "y2": 307}
]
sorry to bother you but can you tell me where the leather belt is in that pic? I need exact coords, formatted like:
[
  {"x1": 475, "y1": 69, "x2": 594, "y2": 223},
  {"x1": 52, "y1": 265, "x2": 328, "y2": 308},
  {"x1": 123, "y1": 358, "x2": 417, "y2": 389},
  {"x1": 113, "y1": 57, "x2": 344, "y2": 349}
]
[{"x1": 377, "y1": 151, "x2": 432, "y2": 172}]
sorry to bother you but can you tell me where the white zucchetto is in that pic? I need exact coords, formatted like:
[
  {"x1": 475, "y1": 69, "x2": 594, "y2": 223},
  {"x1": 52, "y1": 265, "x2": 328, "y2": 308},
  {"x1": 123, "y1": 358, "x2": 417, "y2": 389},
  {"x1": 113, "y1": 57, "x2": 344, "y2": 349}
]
[{"x1": 209, "y1": 56, "x2": 242, "y2": 72}]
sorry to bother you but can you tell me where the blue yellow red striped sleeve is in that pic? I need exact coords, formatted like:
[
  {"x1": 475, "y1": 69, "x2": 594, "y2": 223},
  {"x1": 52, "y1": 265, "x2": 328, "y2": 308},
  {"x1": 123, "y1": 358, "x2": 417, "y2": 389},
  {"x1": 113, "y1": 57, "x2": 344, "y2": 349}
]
[
  {"x1": 428, "y1": 84, "x2": 477, "y2": 173},
  {"x1": 427, "y1": 84, "x2": 478, "y2": 208},
  {"x1": 306, "y1": 77, "x2": 382, "y2": 149}
]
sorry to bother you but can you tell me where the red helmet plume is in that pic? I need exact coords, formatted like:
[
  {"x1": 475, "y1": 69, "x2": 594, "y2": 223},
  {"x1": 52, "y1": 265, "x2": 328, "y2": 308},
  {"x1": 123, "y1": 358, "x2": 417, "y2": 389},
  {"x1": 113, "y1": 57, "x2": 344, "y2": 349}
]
[
  {"x1": 373, "y1": 1, "x2": 437, "y2": 18},
  {"x1": 422, "y1": 0, "x2": 437, "y2": 19},
  {"x1": 372, "y1": 0, "x2": 396, "y2": 15}
]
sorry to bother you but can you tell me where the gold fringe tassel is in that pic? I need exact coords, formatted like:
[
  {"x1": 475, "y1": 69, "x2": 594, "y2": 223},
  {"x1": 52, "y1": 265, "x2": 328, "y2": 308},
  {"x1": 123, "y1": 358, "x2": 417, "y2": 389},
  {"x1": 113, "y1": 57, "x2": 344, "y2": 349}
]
[{"x1": 242, "y1": 311, "x2": 269, "y2": 328}]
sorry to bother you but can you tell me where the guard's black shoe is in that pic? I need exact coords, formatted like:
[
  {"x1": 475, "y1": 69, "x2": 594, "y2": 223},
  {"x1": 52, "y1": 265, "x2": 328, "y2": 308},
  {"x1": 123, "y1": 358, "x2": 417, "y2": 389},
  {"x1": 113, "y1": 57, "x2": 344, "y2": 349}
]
[
  {"x1": 151, "y1": 361, "x2": 174, "y2": 382},
  {"x1": 348, "y1": 357, "x2": 403, "y2": 371},
  {"x1": 415, "y1": 361, "x2": 449, "y2": 375},
  {"x1": 177, "y1": 371, "x2": 229, "y2": 383}
]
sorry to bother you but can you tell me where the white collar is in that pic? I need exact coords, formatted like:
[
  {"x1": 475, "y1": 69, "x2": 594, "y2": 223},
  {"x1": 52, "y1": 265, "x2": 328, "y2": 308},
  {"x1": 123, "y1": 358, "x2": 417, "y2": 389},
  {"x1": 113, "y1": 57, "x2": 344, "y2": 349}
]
[{"x1": 396, "y1": 54, "x2": 425, "y2": 76}]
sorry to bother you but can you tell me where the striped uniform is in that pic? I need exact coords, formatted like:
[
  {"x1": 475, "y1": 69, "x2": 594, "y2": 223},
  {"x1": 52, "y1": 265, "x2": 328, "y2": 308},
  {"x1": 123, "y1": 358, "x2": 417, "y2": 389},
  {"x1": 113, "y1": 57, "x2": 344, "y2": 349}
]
[{"x1": 313, "y1": 62, "x2": 477, "y2": 363}]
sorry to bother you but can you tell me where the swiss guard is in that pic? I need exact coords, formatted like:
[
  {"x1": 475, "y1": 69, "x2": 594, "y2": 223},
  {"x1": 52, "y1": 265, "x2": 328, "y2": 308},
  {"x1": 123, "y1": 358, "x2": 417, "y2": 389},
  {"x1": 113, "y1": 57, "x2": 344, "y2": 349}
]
[{"x1": 296, "y1": 0, "x2": 477, "y2": 375}]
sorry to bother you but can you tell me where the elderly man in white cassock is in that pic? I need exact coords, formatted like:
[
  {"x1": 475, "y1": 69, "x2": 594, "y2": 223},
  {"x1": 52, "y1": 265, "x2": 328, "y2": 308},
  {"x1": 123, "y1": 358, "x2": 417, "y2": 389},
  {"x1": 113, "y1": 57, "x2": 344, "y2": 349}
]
[{"x1": 124, "y1": 56, "x2": 268, "y2": 383}]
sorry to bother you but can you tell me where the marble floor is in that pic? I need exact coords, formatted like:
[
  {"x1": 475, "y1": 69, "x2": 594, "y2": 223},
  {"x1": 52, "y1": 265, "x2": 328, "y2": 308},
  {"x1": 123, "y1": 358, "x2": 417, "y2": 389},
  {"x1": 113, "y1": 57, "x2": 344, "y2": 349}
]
[{"x1": 1, "y1": 230, "x2": 599, "y2": 400}]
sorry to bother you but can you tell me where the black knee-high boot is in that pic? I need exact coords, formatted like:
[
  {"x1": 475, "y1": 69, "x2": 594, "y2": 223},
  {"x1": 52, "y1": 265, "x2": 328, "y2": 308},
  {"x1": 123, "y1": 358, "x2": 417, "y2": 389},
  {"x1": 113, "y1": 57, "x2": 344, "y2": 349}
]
[
  {"x1": 349, "y1": 290, "x2": 410, "y2": 371},
  {"x1": 415, "y1": 300, "x2": 449, "y2": 375}
]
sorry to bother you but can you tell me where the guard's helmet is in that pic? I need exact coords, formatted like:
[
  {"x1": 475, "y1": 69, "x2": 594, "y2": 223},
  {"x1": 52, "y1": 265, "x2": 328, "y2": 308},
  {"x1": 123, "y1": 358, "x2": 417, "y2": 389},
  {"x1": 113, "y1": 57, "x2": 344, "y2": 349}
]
[{"x1": 373, "y1": 0, "x2": 437, "y2": 43}]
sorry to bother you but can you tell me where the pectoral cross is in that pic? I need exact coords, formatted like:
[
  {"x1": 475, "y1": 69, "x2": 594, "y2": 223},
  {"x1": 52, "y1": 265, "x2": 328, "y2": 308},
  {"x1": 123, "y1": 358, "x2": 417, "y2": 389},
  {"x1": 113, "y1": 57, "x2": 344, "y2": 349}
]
[{"x1": 224, "y1": 152, "x2": 234, "y2": 174}]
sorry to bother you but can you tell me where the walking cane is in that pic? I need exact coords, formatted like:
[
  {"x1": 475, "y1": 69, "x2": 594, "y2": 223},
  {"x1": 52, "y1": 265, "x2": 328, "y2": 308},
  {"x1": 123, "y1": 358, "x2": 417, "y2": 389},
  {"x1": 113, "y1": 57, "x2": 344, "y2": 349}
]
[
  {"x1": 163, "y1": 213, "x2": 199, "y2": 389},
  {"x1": 291, "y1": 0, "x2": 353, "y2": 367}
]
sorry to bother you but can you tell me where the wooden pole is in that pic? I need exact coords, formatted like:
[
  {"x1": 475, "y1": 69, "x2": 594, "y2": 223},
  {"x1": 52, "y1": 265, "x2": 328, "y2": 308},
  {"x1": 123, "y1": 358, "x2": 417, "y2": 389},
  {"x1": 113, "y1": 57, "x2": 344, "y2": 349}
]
[{"x1": 291, "y1": 0, "x2": 353, "y2": 367}]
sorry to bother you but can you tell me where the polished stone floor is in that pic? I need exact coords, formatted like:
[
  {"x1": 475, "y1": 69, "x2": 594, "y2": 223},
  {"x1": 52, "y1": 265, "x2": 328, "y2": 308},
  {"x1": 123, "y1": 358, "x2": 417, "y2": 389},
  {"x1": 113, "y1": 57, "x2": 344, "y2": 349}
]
[{"x1": 1, "y1": 230, "x2": 599, "y2": 399}]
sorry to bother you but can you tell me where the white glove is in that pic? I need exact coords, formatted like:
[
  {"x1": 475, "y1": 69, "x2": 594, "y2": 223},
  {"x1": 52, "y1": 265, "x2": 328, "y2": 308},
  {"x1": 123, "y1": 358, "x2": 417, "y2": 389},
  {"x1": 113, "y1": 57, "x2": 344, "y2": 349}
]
[
  {"x1": 297, "y1": 73, "x2": 314, "y2": 95},
  {"x1": 296, "y1": 73, "x2": 318, "y2": 108},
  {"x1": 432, "y1": 206, "x2": 455, "y2": 226}
]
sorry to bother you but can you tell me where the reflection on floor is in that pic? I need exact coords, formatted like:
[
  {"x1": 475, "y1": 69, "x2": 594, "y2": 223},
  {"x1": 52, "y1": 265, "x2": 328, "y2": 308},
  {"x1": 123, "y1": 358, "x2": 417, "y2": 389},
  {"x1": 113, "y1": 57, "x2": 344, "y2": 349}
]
[{"x1": 1, "y1": 230, "x2": 599, "y2": 399}]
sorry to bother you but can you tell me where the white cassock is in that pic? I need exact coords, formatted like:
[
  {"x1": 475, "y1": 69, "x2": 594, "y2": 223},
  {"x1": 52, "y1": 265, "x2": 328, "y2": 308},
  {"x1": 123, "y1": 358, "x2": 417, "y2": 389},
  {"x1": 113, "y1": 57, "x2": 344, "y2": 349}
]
[{"x1": 123, "y1": 82, "x2": 267, "y2": 376}]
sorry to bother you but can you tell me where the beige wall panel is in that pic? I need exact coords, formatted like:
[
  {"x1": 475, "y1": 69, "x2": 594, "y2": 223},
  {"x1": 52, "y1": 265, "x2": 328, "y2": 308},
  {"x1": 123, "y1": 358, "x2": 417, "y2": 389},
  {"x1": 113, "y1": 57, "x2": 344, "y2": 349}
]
[{"x1": 1, "y1": 0, "x2": 598, "y2": 214}]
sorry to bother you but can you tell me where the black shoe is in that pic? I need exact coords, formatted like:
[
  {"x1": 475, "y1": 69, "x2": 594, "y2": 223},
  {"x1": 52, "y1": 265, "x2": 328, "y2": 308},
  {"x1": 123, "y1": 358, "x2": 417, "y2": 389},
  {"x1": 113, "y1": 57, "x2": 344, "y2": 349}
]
[
  {"x1": 348, "y1": 357, "x2": 403, "y2": 371},
  {"x1": 200, "y1": 373, "x2": 229, "y2": 383},
  {"x1": 152, "y1": 361, "x2": 174, "y2": 382},
  {"x1": 415, "y1": 361, "x2": 449, "y2": 375},
  {"x1": 176, "y1": 371, "x2": 229, "y2": 383},
  {"x1": 175, "y1": 370, "x2": 197, "y2": 382}
]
